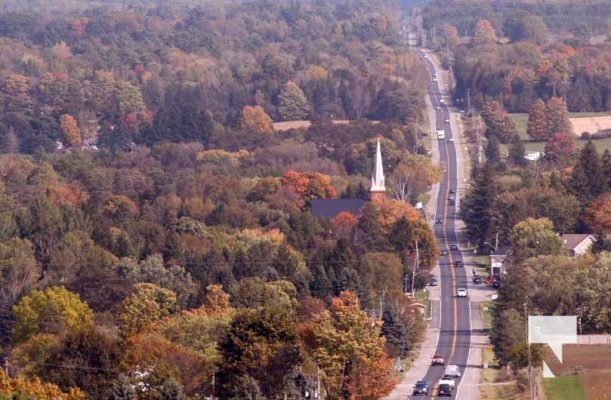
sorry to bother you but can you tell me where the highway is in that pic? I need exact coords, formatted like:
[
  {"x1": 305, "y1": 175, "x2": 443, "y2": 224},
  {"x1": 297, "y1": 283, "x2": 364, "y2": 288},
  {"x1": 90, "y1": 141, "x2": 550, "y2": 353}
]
[{"x1": 414, "y1": 51, "x2": 472, "y2": 399}]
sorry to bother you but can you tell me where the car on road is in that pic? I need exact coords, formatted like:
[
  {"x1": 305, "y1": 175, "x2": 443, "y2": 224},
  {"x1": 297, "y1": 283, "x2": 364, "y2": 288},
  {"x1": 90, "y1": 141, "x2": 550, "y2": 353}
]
[
  {"x1": 412, "y1": 380, "x2": 429, "y2": 396},
  {"x1": 435, "y1": 217, "x2": 443, "y2": 224},
  {"x1": 454, "y1": 260, "x2": 463, "y2": 268},
  {"x1": 448, "y1": 137, "x2": 454, "y2": 142},
  {"x1": 473, "y1": 275, "x2": 483, "y2": 284},
  {"x1": 493, "y1": 279, "x2": 501, "y2": 289},
  {"x1": 429, "y1": 277, "x2": 438, "y2": 286},
  {"x1": 437, "y1": 383, "x2": 452, "y2": 397},
  {"x1": 444, "y1": 118, "x2": 450, "y2": 123},
  {"x1": 431, "y1": 354, "x2": 445, "y2": 366},
  {"x1": 440, "y1": 249, "x2": 448, "y2": 256},
  {"x1": 457, "y1": 288, "x2": 467, "y2": 298},
  {"x1": 450, "y1": 244, "x2": 459, "y2": 251},
  {"x1": 449, "y1": 188, "x2": 456, "y2": 194}
]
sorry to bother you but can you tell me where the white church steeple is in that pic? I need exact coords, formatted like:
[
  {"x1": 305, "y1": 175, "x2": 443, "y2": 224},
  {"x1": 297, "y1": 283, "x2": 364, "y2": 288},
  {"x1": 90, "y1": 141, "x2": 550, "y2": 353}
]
[{"x1": 370, "y1": 139, "x2": 386, "y2": 201}]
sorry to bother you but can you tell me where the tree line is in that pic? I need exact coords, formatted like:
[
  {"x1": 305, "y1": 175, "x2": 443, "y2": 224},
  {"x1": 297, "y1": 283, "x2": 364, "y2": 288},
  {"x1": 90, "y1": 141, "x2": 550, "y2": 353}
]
[
  {"x1": 0, "y1": 0, "x2": 428, "y2": 154},
  {"x1": 423, "y1": 1, "x2": 611, "y2": 113}
]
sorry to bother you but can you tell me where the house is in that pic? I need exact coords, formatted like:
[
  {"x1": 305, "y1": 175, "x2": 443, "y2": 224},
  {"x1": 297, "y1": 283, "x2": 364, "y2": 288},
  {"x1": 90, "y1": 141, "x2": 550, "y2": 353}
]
[
  {"x1": 490, "y1": 245, "x2": 510, "y2": 277},
  {"x1": 561, "y1": 233, "x2": 596, "y2": 257},
  {"x1": 311, "y1": 139, "x2": 386, "y2": 219}
]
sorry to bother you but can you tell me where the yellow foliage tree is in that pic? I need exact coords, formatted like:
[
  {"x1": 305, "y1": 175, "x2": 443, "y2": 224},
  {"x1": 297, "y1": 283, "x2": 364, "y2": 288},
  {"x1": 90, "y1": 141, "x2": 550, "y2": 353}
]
[{"x1": 0, "y1": 370, "x2": 85, "y2": 400}]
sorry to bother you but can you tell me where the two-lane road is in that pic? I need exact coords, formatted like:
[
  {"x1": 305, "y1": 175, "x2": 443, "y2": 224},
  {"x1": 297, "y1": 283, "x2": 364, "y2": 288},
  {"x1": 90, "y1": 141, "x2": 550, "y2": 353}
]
[{"x1": 413, "y1": 51, "x2": 472, "y2": 399}]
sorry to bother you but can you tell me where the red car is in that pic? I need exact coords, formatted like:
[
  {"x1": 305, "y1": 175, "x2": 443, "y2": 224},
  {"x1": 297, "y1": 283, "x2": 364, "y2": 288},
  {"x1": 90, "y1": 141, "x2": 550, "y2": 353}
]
[{"x1": 431, "y1": 354, "x2": 445, "y2": 366}]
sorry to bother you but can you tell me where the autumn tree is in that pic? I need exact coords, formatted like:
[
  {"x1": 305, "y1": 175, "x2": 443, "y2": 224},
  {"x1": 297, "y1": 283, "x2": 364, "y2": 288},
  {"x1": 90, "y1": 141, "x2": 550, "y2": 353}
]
[
  {"x1": 241, "y1": 105, "x2": 273, "y2": 133},
  {"x1": 480, "y1": 101, "x2": 517, "y2": 143},
  {"x1": 546, "y1": 97, "x2": 572, "y2": 137},
  {"x1": 217, "y1": 281, "x2": 302, "y2": 399},
  {"x1": 543, "y1": 131, "x2": 577, "y2": 167},
  {"x1": 472, "y1": 19, "x2": 497, "y2": 46},
  {"x1": 282, "y1": 170, "x2": 337, "y2": 205},
  {"x1": 59, "y1": 113, "x2": 83, "y2": 147},
  {"x1": 12, "y1": 286, "x2": 94, "y2": 344},
  {"x1": 278, "y1": 81, "x2": 310, "y2": 121},
  {"x1": 300, "y1": 291, "x2": 395, "y2": 400},
  {"x1": 118, "y1": 283, "x2": 178, "y2": 338},
  {"x1": 389, "y1": 154, "x2": 442, "y2": 203},
  {"x1": 526, "y1": 99, "x2": 548, "y2": 140},
  {"x1": 582, "y1": 193, "x2": 611, "y2": 233},
  {"x1": 439, "y1": 23, "x2": 459, "y2": 50},
  {"x1": 0, "y1": 370, "x2": 85, "y2": 400}
]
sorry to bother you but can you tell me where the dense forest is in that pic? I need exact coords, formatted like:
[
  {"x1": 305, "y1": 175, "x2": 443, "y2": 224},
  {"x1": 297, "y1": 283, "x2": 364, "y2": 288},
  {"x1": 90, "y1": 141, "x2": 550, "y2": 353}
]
[{"x1": 0, "y1": 0, "x2": 442, "y2": 399}]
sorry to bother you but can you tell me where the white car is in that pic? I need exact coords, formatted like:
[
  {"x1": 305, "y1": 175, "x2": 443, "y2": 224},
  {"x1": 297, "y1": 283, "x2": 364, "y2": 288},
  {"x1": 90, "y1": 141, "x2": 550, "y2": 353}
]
[
  {"x1": 457, "y1": 288, "x2": 467, "y2": 298},
  {"x1": 444, "y1": 118, "x2": 450, "y2": 123}
]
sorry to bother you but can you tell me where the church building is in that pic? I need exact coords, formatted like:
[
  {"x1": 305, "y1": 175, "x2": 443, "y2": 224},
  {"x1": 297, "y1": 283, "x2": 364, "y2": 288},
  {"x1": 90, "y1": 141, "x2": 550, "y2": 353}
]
[{"x1": 311, "y1": 139, "x2": 386, "y2": 219}]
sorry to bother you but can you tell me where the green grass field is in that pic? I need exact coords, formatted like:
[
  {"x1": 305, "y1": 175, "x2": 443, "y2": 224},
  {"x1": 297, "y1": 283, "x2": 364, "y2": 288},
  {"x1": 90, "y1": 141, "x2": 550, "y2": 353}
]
[{"x1": 543, "y1": 375, "x2": 585, "y2": 400}]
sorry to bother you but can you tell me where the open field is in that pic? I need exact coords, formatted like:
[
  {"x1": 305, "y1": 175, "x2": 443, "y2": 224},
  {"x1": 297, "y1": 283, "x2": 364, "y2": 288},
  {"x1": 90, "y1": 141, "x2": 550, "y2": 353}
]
[
  {"x1": 501, "y1": 113, "x2": 611, "y2": 156},
  {"x1": 542, "y1": 344, "x2": 611, "y2": 399},
  {"x1": 544, "y1": 344, "x2": 611, "y2": 373},
  {"x1": 509, "y1": 112, "x2": 610, "y2": 138},
  {"x1": 580, "y1": 369, "x2": 611, "y2": 400},
  {"x1": 543, "y1": 375, "x2": 585, "y2": 400}
]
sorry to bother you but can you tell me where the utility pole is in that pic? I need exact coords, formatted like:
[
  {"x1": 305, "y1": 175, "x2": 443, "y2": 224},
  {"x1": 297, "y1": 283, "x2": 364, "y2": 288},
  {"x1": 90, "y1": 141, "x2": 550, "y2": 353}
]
[
  {"x1": 410, "y1": 240, "x2": 419, "y2": 295},
  {"x1": 468, "y1": 89, "x2": 472, "y2": 113},
  {"x1": 524, "y1": 303, "x2": 534, "y2": 400}
]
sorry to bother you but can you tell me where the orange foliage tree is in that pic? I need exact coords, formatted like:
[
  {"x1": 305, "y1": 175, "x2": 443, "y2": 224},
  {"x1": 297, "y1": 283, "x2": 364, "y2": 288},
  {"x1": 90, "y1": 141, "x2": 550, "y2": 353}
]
[
  {"x1": 282, "y1": 170, "x2": 337, "y2": 206},
  {"x1": 241, "y1": 105, "x2": 273, "y2": 133},
  {"x1": 373, "y1": 199, "x2": 420, "y2": 234},
  {"x1": 300, "y1": 291, "x2": 396, "y2": 400},
  {"x1": 330, "y1": 211, "x2": 359, "y2": 239},
  {"x1": 59, "y1": 113, "x2": 83, "y2": 146},
  {"x1": 582, "y1": 193, "x2": 611, "y2": 233}
]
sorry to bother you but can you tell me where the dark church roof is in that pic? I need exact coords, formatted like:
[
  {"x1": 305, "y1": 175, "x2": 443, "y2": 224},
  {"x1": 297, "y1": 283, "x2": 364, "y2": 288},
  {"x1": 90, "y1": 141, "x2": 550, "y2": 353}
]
[{"x1": 311, "y1": 199, "x2": 367, "y2": 219}]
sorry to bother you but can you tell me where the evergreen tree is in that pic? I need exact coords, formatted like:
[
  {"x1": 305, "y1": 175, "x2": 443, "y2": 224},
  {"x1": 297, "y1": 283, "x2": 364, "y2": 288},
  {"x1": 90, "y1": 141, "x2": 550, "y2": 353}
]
[
  {"x1": 507, "y1": 134, "x2": 527, "y2": 166},
  {"x1": 460, "y1": 163, "x2": 497, "y2": 246},
  {"x1": 568, "y1": 140, "x2": 604, "y2": 203},
  {"x1": 601, "y1": 149, "x2": 611, "y2": 190},
  {"x1": 388, "y1": 216, "x2": 413, "y2": 253},
  {"x1": 109, "y1": 374, "x2": 136, "y2": 400},
  {"x1": 485, "y1": 134, "x2": 501, "y2": 166},
  {"x1": 590, "y1": 233, "x2": 611, "y2": 254}
]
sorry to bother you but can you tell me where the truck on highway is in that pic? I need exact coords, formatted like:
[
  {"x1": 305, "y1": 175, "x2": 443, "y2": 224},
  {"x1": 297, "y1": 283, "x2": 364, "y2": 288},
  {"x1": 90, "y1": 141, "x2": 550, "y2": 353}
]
[
  {"x1": 436, "y1": 129, "x2": 445, "y2": 139},
  {"x1": 444, "y1": 364, "x2": 461, "y2": 378},
  {"x1": 438, "y1": 375, "x2": 456, "y2": 390}
]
